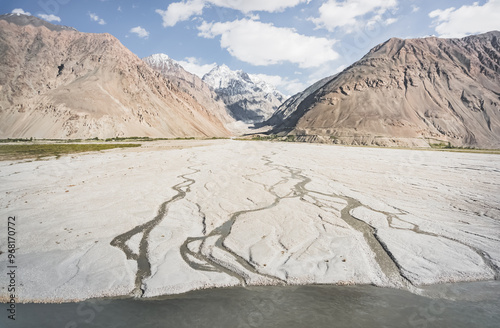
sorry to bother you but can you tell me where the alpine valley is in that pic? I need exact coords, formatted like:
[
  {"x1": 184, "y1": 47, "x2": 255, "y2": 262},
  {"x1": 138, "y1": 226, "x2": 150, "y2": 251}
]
[
  {"x1": 1, "y1": 12, "x2": 500, "y2": 328},
  {"x1": 1, "y1": 13, "x2": 499, "y2": 149}
]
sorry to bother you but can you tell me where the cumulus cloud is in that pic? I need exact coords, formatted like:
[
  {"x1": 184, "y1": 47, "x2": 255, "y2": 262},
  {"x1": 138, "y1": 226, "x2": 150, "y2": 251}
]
[
  {"x1": 156, "y1": 0, "x2": 308, "y2": 27},
  {"x1": 176, "y1": 57, "x2": 217, "y2": 77},
  {"x1": 198, "y1": 19, "x2": 338, "y2": 68},
  {"x1": 310, "y1": 0, "x2": 398, "y2": 32},
  {"x1": 429, "y1": 0, "x2": 500, "y2": 38},
  {"x1": 335, "y1": 64, "x2": 346, "y2": 73},
  {"x1": 130, "y1": 26, "x2": 150, "y2": 38},
  {"x1": 208, "y1": 0, "x2": 309, "y2": 13},
  {"x1": 89, "y1": 12, "x2": 106, "y2": 25},
  {"x1": 12, "y1": 8, "x2": 31, "y2": 16},
  {"x1": 249, "y1": 73, "x2": 284, "y2": 87},
  {"x1": 249, "y1": 73, "x2": 306, "y2": 95},
  {"x1": 384, "y1": 17, "x2": 398, "y2": 26},
  {"x1": 156, "y1": 0, "x2": 206, "y2": 27},
  {"x1": 38, "y1": 14, "x2": 61, "y2": 22},
  {"x1": 306, "y1": 61, "x2": 339, "y2": 85}
]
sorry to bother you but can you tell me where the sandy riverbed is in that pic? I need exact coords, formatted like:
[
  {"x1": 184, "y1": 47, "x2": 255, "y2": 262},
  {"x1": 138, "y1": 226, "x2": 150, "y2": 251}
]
[{"x1": 0, "y1": 140, "x2": 498, "y2": 302}]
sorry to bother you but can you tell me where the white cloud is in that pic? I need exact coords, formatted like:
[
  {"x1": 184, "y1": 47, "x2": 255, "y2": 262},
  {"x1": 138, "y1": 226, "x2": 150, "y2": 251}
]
[
  {"x1": 130, "y1": 26, "x2": 150, "y2": 39},
  {"x1": 249, "y1": 73, "x2": 306, "y2": 95},
  {"x1": 335, "y1": 64, "x2": 346, "y2": 73},
  {"x1": 156, "y1": 0, "x2": 308, "y2": 27},
  {"x1": 38, "y1": 14, "x2": 61, "y2": 22},
  {"x1": 429, "y1": 0, "x2": 500, "y2": 38},
  {"x1": 176, "y1": 57, "x2": 216, "y2": 77},
  {"x1": 156, "y1": 0, "x2": 206, "y2": 27},
  {"x1": 384, "y1": 17, "x2": 398, "y2": 26},
  {"x1": 89, "y1": 12, "x2": 106, "y2": 25},
  {"x1": 310, "y1": 0, "x2": 398, "y2": 32},
  {"x1": 12, "y1": 8, "x2": 31, "y2": 16},
  {"x1": 249, "y1": 73, "x2": 284, "y2": 87},
  {"x1": 281, "y1": 79, "x2": 307, "y2": 95},
  {"x1": 411, "y1": 5, "x2": 419, "y2": 13},
  {"x1": 198, "y1": 18, "x2": 338, "y2": 68},
  {"x1": 207, "y1": 0, "x2": 309, "y2": 13},
  {"x1": 246, "y1": 13, "x2": 260, "y2": 20},
  {"x1": 307, "y1": 61, "x2": 338, "y2": 84}
]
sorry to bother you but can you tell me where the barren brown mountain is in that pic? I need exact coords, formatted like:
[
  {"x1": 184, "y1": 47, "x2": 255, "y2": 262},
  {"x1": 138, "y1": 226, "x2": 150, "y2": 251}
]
[
  {"x1": 268, "y1": 32, "x2": 500, "y2": 148},
  {"x1": 0, "y1": 14, "x2": 230, "y2": 139},
  {"x1": 142, "y1": 54, "x2": 234, "y2": 127}
]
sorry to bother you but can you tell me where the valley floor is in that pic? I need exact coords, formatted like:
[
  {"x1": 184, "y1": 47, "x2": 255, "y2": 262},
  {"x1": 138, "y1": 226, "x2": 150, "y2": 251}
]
[{"x1": 0, "y1": 140, "x2": 499, "y2": 302}]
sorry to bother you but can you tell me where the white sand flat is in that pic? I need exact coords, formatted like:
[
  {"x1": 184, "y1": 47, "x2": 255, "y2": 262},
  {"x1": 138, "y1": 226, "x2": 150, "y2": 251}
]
[{"x1": 0, "y1": 140, "x2": 498, "y2": 302}]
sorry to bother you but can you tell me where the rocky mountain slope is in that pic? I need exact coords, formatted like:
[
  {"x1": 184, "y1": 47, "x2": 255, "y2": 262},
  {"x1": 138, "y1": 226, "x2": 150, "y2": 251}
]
[
  {"x1": 202, "y1": 65, "x2": 285, "y2": 123},
  {"x1": 263, "y1": 75, "x2": 335, "y2": 128},
  {"x1": 267, "y1": 31, "x2": 500, "y2": 148},
  {"x1": 142, "y1": 54, "x2": 234, "y2": 127},
  {"x1": 0, "y1": 14, "x2": 230, "y2": 139}
]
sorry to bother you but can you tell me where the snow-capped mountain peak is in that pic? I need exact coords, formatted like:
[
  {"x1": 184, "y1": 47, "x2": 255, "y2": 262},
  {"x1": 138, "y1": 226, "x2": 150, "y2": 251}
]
[
  {"x1": 149, "y1": 53, "x2": 170, "y2": 62},
  {"x1": 203, "y1": 64, "x2": 253, "y2": 89},
  {"x1": 143, "y1": 55, "x2": 285, "y2": 123},
  {"x1": 142, "y1": 53, "x2": 181, "y2": 72},
  {"x1": 202, "y1": 65, "x2": 285, "y2": 123},
  {"x1": 203, "y1": 65, "x2": 283, "y2": 97}
]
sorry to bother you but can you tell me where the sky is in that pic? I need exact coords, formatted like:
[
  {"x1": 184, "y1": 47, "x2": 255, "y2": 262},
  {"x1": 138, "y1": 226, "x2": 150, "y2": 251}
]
[{"x1": 2, "y1": 0, "x2": 500, "y2": 96}]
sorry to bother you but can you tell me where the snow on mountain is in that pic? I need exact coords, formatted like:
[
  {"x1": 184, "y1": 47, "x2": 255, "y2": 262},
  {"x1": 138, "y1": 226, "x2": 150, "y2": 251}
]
[
  {"x1": 143, "y1": 53, "x2": 181, "y2": 74},
  {"x1": 143, "y1": 55, "x2": 286, "y2": 124},
  {"x1": 142, "y1": 54, "x2": 234, "y2": 126},
  {"x1": 202, "y1": 65, "x2": 285, "y2": 123}
]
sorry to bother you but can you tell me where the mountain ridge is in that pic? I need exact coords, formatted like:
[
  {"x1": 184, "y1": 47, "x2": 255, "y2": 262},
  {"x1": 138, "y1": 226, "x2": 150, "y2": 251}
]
[
  {"x1": 1, "y1": 12, "x2": 77, "y2": 32},
  {"x1": 142, "y1": 53, "x2": 234, "y2": 127},
  {"x1": 202, "y1": 64, "x2": 285, "y2": 123},
  {"x1": 0, "y1": 14, "x2": 230, "y2": 139},
  {"x1": 267, "y1": 31, "x2": 500, "y2": 148}
]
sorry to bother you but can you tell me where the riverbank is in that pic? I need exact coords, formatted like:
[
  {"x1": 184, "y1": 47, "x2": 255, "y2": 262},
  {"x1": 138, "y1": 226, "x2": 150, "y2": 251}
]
[{"x1": 2, "y1": 282, "x2": 500, "y2": 328}]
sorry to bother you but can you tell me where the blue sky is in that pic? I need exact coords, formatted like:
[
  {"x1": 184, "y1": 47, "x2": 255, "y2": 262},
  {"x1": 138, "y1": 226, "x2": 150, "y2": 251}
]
[{"x1": 2, "y1": 0, "x2": 500, "y2": 96}]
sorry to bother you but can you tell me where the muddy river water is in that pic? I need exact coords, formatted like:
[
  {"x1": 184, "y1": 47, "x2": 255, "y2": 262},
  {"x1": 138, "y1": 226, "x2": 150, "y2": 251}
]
[{"x1": 3, "y1": 281, "x2": 499, "y2": 328}]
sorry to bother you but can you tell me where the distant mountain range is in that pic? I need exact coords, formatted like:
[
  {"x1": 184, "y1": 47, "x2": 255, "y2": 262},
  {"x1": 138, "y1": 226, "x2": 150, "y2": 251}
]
[
  {"x1": 202, "y1": 64, "x2": 285, "y2": 123},
  {"x1": 1, "y1": 13, "x2": 499, "y2": 149},
  {"x1": 266, "y1": 31, "x2": 500, "y2": 148},
  {"x1": 0, "y1": 14, "x2": 230, "y2": 139},
  {"x1": 143, "y1": 55, "x2": 285, "y2": 125}
]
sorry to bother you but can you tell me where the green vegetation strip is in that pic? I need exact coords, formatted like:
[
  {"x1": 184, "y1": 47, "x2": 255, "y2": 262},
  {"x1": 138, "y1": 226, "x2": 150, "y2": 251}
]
[
  {"x1": 0, "y1": 136, "x2": 229, "y2": 143},
  {"x1": 238, "y1": 136, "x2": 500, "y2": 154},
  {"x1": 426, "y1": 148, "x2": 500, "y2": 155},
  {"x1": 0, "y1": 143, "x2": 141, "y2": 161},
  {"x1": 246, "y1": 135, "x2": 296, "y2": 142}
]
